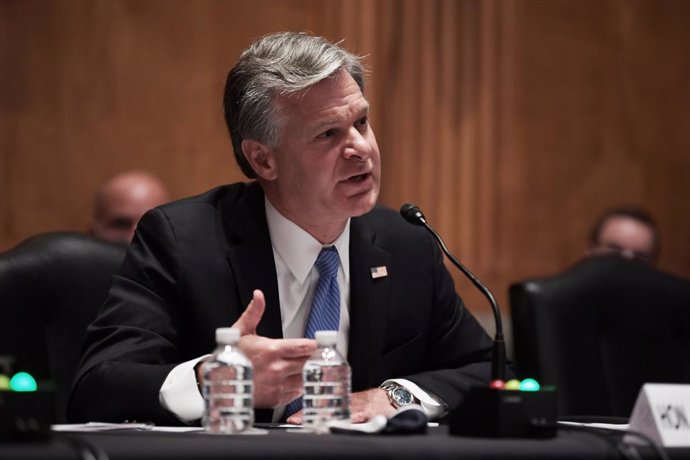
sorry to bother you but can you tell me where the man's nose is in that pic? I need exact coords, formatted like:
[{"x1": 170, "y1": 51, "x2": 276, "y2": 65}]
[{"x1": 342, "y1": 127, "x2": 373, "y2": 161}]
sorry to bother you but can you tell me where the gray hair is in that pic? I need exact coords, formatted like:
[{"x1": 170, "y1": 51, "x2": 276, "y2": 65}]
[{"x1": 223, "y1": 31, "x2": 366, "y2": 178}]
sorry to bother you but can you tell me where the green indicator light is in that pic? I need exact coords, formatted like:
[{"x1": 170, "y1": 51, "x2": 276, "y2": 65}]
[
  {"x1": 519, "y1": 378, "x2": 540, "y2": 392},
  {"x1": 0, "y1": 374, "x2": 10, "y2": 391},
  {"x1": 9, "y1": 372, "x2": 37, "y2": 392},
  {"x1": 504, "y1": 379, "x2": 521, "y2": 390}
]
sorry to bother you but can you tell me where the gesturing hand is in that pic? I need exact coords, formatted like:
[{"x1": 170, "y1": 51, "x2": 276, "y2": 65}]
[{"x1": 232, "y1": 290, "x2": 316, "y2": 408}]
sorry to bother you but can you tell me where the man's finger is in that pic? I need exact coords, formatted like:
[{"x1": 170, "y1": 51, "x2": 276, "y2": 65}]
[
  {"x1": 350, "y1": 412, "x2": 369, "y2": 424},
  {"x1": 231, "y1": 289, "x2": 266, "y2": 335},
  {"x1": 286, "y1": 409, "x2": 303, "y2": 425},
  {"x1": 277, "y1": 357, "x2": 312, "y2": 377},
  {"x1": 274, "y1": 338, "x2": 318, "y2": 358}
]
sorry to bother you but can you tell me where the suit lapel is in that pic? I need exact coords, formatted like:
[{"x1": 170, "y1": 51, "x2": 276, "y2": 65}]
[
  {"x1": 223, "y1": 183, "x2": 283, "y2": 339},
  {"x1": 348, "y1": 215, "x2": 391, "y2": 391}
]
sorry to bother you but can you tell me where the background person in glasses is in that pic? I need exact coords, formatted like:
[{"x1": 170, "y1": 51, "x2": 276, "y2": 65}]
[{"x1": 587, "y1": 207, "x2": 659, "y2": 265}]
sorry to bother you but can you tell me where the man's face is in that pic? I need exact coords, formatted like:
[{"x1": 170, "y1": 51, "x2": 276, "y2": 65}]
[
  {"x1": 94, "y1": 198, "x2": 148, "y2": 243},
  {"x1": 92, "y1": 180, "x2": 168, "y2": 244},
  {"x1": 594, "y1": 216, "x2": 657, "y2": 263},
  {"x1": 259, "y1": 70, "x2": 381, "y2": 234}
]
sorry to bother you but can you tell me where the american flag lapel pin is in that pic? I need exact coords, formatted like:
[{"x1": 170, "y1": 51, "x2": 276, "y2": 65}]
[{"x1": 370, "y1": 266, "x2": 388, "y2": 279}]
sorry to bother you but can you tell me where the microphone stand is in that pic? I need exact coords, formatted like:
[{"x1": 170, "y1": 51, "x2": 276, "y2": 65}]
[
  {"x1": 400, "y1": 204, "x2": 505, "y2": 381},
  {"x1": 400, "y1": 204, "x2": 555, "y2": 438}
]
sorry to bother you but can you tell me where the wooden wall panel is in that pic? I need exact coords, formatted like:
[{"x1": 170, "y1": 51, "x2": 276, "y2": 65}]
[
  {"x1": 2, "y1": 1, "x2": 690, "y2": 342},
  {"x1": 0, "y1": 0, "x2": 328, "y2": 243},
  {"x1": 500, "y1": 0, "x2": 690, "y2": 277}
]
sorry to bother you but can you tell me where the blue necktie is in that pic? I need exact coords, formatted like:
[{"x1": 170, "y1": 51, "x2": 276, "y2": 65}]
[
  {"x1": 304, "y1": 246, "x2": 341, "y2": 339},
  {"x1": 284, "y1": 246, "x2": 341, "y2": 418}
]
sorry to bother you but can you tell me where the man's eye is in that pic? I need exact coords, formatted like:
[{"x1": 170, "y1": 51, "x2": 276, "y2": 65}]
[
  {"x1": 109, "y1": 217, "x2": 135, "y2": 230},
  {"x1": 317, "y1": 129, "x2": 336, "y2": 139},
  {"x1": 356, "y1": 117, "x2": 369, "y2": 129}
]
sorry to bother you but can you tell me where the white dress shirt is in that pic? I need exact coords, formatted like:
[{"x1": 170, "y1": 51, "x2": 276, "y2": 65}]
[{"x1": 159, "y1": 197, "x2": 443, "y2": 422}]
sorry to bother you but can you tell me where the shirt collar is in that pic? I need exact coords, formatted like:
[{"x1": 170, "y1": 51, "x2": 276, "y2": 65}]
[{"x1": 264, "y1": 197, "x2": 350, "y2": 285}]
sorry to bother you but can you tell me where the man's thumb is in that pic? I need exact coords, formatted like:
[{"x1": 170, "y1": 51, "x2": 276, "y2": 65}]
[{"x1": 232, "y1": 289, "x2": 265, "y2": 335}]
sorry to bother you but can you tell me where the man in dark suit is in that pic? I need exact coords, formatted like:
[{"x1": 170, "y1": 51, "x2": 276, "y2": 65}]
[{"x1": 68, "y1": 32, "x2": 495, "y2": 425}]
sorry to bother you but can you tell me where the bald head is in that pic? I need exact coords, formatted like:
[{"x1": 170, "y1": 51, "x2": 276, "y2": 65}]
[{"x1": 91, "y1": 171, "x2": 169, "y2": 244}]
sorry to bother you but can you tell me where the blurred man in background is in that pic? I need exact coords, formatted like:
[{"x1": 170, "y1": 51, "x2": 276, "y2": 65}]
[
  {"x1": 587, "y1": 207, "x2": 659, "y2": 265},
  {"x1": 89, "y1": 170, "x2": 169, "y2": 244}
]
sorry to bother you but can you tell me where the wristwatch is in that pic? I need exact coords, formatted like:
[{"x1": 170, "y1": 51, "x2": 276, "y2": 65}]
[{"x1": 380, "y1": 382, "x2": 418, "y2": 408}]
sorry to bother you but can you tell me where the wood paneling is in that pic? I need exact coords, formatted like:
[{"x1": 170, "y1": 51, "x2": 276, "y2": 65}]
[{"x1": 2, "y1": 1, "x2": 690, "y2": 338}]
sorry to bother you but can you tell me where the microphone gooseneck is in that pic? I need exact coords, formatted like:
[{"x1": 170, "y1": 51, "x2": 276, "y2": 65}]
[{"x1": 400, "y1": 203, "x2": 506, "y2": 381}]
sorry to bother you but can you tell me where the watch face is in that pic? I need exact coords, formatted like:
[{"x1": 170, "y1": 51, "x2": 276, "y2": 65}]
[{"x1": 392, "y1": 387, "x2": 414, "y2": 405}]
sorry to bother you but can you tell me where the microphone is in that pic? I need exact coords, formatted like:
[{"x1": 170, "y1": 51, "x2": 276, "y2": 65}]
[
  {"x1": 400, "y1": 203, "x2": 506, "y2": 381},
  {"x1": 401, "y1": 203, "x2": 556, "y2": 438}
]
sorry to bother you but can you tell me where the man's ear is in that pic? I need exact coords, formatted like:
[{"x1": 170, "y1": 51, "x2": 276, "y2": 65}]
[{"x1": 241, "y1": 139, "x2": 278, "y2": 180}]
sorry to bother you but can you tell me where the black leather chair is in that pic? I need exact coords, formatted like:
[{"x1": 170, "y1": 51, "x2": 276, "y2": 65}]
[
  {"x1": 0, "y1": 232, "x2": 126, "y2": 422},
  {"x1": 510, "y1": 255, "x2": 690, "y2": 418}
]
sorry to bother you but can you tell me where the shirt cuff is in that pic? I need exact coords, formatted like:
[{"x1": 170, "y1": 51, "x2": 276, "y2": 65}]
[
  {"x1": 159, "y1": 355, "x2": 210, "y2": 422},
  {"x1": 383, "y1": 378, "x2": 448, "y2": 420}
]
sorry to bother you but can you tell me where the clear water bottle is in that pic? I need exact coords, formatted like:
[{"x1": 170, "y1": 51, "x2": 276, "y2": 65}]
[
  {"x1": 201, "y1": 327, "x2": 254, "y2": 433},
  {"x1": 302, "y1": 330, "x2": 351, "y2": 433}
]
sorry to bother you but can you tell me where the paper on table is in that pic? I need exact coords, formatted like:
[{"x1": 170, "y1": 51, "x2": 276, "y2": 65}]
[
  {"x1": 558, "y1": 421, "x2": 630, "y2": 431},
  {"x1": 52, "y1": 422, "x2": 203, "y2": 433},
  {"x1": 51, "y1": 422, "x2": 268, "y2": 434},
  {"x1": 52, "y1": 422, "x2": 156, "y2": 432}
]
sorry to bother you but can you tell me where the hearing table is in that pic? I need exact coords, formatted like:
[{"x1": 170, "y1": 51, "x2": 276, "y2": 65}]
[{"x1": 0, "y1": 425, "x2": 688, "y2": 459}]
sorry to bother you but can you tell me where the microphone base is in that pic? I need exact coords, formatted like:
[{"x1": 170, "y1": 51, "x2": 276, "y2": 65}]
[
  {"x1": 449, "y1": 387, "x2": 557, "y2": 438},
  {"x1": 0, "y1": 390, "x2": 54, "y2": 442}
]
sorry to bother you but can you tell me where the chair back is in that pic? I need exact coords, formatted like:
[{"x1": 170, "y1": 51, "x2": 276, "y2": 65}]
[
  {"x1": 510, "y1": 256, "x2": 690, "y2": 417},
  {"x1": 0, "y1": 232, "x2": 126, "y2": 421}
]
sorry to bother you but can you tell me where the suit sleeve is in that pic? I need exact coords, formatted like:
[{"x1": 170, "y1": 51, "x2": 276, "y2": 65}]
[{"x1": 68, "y1": 208, "x2": 187, "y2": 424}]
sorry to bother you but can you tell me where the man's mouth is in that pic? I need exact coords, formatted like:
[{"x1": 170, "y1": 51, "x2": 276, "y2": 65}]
[{"x1": 345, "y1": 173, "x2": 369, "y2": 183}]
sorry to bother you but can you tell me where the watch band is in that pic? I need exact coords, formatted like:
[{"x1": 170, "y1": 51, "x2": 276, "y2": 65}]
[{"x1": 380, "y1": 382, "x2": 418, "y2": 408}]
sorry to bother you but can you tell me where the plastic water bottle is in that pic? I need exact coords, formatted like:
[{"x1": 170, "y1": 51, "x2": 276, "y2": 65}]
[
  {"x1": 201, "y1": 327, "x2": 254, "y2": 433},
  {"x1": 302, "y1": 330, "x2": 351, "y2": 432}
]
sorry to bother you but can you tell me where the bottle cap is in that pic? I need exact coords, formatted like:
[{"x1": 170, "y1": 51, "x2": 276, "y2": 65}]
[
  {"x1": 314, "y1": 330, "x2": 338, "y2": 346},
  {"x1": 216, "y1": 327, "x2": 240, "y2": 345}
]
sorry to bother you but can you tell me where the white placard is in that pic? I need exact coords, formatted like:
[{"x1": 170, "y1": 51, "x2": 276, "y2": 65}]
[{"x1": 627, "y1": 383, "x2": 690, "y2": 447}]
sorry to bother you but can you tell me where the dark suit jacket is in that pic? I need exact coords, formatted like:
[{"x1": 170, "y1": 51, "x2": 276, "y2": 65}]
[{"x1": 68, "y1": 182, "x2": 494, "y2": 424}]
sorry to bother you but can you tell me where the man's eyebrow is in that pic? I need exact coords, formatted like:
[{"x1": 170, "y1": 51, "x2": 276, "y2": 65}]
[{"x1": 310, "y1": 103, "x2": 370, "y2": 132}]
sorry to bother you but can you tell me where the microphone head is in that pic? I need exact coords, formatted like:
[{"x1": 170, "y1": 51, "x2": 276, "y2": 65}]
[{"x1": 400, "y1": 203, "x2": 426, "y2": 225}]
